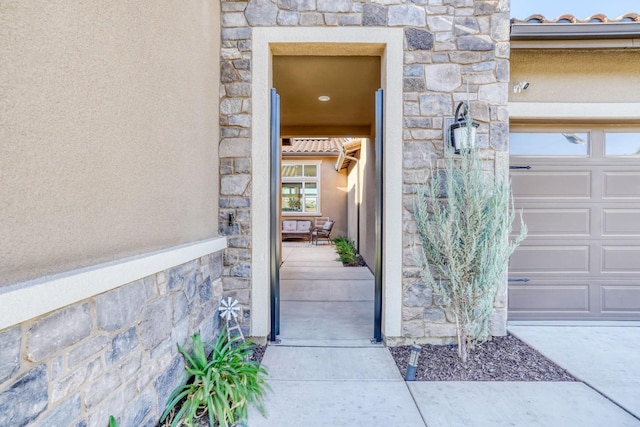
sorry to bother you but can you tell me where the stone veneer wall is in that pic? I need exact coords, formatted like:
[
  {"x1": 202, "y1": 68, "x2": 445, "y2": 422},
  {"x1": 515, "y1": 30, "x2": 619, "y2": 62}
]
[
  {"x1": 219, "y1": 0, "x2": 510, "y2": 344},
  {"x1": 0, "y1": 252, "x2": 223, "y2": 427}
]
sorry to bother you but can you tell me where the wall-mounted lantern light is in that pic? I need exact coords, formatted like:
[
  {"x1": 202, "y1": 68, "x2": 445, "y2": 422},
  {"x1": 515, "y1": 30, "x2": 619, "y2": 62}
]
[
  {"x1": 449, "y1": 102, "x2": 479, "y2": 154},
  {"x1": 404, "y1": 344, "x2": 422, "y2": 381}
]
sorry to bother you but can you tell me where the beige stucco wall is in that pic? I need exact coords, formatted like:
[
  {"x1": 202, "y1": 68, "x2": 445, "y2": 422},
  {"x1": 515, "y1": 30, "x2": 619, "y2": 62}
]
[
  {"x1": 343, "y1": 140, "x2": 379, "y2": 272},
  {"x1": 360, "y1": 138, "x2": 377, "y2": 270},
  {"x1": 510, "y1": 49, "x2": 640, "y2": 104},
  {"x1": 347, "y1": 160, "x2": 359, "y2": 246},
  {"x1": 0, "y1": 2, "x2": 220, "y2": 287},
  {"x1": 281, "y1": 157, "x2": 347, "y2": 238}
]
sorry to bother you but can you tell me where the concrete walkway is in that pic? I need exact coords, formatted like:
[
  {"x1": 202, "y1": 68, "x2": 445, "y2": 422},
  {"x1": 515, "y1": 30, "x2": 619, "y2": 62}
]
[
  {"x1": 249, "y1": 339, "x2": 640, "y2": 427},
  {"x1": 278, "y1": 243, "x2": 374, "y2": 346},
  {"x1": 248, "y1": 346, "x2": 425, "y2": 426},
  {"x1": 248, "y1": 245, "x2": 640, "y2": 426}
]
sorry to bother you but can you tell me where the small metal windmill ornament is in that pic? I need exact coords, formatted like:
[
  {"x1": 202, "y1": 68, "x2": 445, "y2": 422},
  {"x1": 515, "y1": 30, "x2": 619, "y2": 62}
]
[{"x1": 219, "y1": 296, "x2": 245, "y2": 343}]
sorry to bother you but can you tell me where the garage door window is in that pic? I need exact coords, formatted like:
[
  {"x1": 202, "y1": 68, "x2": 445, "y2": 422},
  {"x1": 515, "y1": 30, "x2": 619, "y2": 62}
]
[
  {"x1": 510, "y1": 132, "x2": 589, "y2": 156},
  {"x1": 605, "y1": 132, "x2": 640, "y2": 156}
]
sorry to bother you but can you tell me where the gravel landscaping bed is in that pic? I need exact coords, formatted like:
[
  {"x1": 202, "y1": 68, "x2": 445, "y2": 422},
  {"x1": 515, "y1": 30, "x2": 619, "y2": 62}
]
[
  {"x1": 341, "y1": 254, "x2": 367, "y2": 267},
  {"x1": 389, "y1": 333, "x2": 576, "y2": 381},
  {"x1": 248, "y1": 344, "x2": 266, "y2": 363}
]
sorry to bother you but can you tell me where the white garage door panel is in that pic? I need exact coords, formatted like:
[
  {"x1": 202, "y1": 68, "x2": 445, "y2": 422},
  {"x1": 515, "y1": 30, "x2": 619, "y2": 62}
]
[
  {"x1": 601, "y1": 246, "x2": 640, "y2": 272},
  {"x1": 602, "y1": 209, "x2": 640, "y2": 235},
  {"x1": 512, "y1": 171, "x2": 591, "y2": 199},
  {"x1": 509, "y1": 285, "x2": 589, "y2": 311},
  {"x1": 510, "y1": 246, "x2": 590, "y2": 273},
  {"x1": 518, "y1": 209, "x2": 590, "y2": 236},
  {"x1": 603, "y1": 172, "x2": 640, "y2": 198},
  {"x1": 601, "y1": 286, "x2": 640, "y2": 312},
  {"x1": 509, "y1": 127, "x2": 640, "y2": 320}
]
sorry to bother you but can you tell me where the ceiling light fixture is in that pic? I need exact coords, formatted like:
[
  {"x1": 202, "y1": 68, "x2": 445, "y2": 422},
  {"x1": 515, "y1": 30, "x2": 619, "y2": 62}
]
[{"x1": 318, "y1": 95, "x2": 330, "y2": 102}]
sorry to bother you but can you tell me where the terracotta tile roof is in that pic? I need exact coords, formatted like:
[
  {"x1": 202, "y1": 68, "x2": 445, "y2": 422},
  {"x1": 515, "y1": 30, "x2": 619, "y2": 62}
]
[
  {"x1": 511, "y1": 12, "x2": 640, "y2": 41},
  {"x1": 282, "y1": 138, "x2": 344, "y2": 155},
  {"x1": 512, "y1": 12, "x2": 639, "y2": 24},
  {"x1": 335, "y1": 138, "x2": 362, "y2": 171}
]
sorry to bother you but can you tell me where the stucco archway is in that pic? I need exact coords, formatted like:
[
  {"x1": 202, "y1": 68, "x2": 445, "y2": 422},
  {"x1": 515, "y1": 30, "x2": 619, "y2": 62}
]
[{"x1": 250, "y1": 27, "x2": 404, "y2": 342}]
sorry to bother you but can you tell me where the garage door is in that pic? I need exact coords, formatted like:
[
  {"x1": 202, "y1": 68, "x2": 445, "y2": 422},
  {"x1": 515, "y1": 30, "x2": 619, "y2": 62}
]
[{"x1": 508, "y1": 128, "x2": 640, "y2": 320}]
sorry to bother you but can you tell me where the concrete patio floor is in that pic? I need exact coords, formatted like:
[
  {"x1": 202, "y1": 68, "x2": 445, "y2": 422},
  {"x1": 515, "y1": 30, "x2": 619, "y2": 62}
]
[{"x1": 277, "y1": 242, "x2": 375, "y2": 346}]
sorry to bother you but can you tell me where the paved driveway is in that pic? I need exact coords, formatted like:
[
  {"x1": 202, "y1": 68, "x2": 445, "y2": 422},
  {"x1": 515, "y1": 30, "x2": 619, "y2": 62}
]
[{"x1": 510, "y1": 322, "x2": 640, "y2": 419}]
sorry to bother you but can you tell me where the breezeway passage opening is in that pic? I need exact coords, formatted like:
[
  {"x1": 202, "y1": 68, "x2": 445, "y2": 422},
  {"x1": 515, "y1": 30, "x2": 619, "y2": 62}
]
[{"x1": 270, "y1": 53, "x2": 383, "y2": 343}]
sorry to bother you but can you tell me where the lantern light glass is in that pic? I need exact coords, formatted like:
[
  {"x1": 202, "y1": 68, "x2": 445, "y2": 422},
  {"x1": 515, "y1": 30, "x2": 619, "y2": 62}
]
[{"x1": 449, "y1": 102, "x2": 479, "y2": 154}]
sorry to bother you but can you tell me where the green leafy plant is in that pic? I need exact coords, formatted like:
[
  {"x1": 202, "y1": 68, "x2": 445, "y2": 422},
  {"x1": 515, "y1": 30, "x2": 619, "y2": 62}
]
[
  {"x1": 108, "y1": 415, "x2": 119, "y2": 427},
  {"x1": 287, "y1": 196, "x2": 301, "y2": 211},
  {"x1": 160, "y1": 330, "x2": 269, "y2": 427},
  {"x1": 332, "y1": 236, "x2": 357, "y2": 265},
  {"x1": 413, "y1": 112, "x2": 526, "y2": 364}
]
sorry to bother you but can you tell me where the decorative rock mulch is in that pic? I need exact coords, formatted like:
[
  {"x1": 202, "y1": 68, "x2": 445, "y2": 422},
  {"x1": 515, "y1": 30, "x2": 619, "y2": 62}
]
[
  {"x1": 389, "y1": 333, "x2": 577, "y2": 382},
  {"x1": 248, "y1": 344, "x2": 266, "y2": 364},
  {"x1": 341, "y1": 254, "x2": 367, "y2": 267}
]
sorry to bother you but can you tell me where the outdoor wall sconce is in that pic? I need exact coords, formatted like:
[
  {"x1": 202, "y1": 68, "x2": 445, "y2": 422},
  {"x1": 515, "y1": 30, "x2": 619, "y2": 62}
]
[
  {"x1": 228, "y1": 212, "x2": 234, "y2": 227},
  {"x1": 449, "y1": 102, "x2": 479, "y2": 154},
  {"x1": 404, "y1": 344, "x2": 422, "y2": 381}
]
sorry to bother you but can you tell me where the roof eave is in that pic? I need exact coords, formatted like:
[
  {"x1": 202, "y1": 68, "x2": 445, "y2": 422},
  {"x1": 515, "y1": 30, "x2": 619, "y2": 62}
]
[
  {"x1": 282, "y1": 152, "x2": 339, "y2": 157},
  {"x1": 511, "y1": 22, "x2": 640, "y2": 41}
]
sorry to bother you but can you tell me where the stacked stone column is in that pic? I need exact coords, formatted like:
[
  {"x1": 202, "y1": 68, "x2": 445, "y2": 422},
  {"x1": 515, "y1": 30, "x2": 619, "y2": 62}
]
[
  {"x1": 220, "y1": 2, "x2": 254, "y2": 335},
  {"x1": 220, "y1": 0, "x2": 511, "y2": 343}
]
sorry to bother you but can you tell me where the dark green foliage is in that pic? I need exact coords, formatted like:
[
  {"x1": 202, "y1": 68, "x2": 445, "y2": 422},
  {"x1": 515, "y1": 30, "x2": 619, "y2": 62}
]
[
  {"x1": 160, "y1": 330, "x2": 269, "y2": 427},
  {"x1": 108, "y1": 415, "x2": 119, "y2": 427},
  {"x1": 332, "y1": 236, "x2": 357, "y2": 265}
]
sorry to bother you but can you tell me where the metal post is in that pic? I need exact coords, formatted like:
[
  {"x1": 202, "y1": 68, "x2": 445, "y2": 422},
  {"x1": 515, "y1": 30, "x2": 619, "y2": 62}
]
[
  {"x1": 269, "y1": 88, "x2": 281, "y2": 343},
  {"x1": 373, "y1": 88, "x2": 384, "y2": 343}
]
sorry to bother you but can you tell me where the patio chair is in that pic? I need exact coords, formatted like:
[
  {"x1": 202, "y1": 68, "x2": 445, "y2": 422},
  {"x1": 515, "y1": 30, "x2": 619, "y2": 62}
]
[
  {"x1": 312, "y1": 220, "x2": 334, "y2": 245},
  {"x1": 314, "y1": 216, "x2": 330, "y2": 229}
]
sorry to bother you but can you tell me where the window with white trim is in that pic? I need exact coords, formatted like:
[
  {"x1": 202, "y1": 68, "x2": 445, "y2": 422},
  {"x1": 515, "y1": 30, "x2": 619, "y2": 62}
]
[
  {"x1": 605, "y1": 132, "x2": 640, "y2": 156},
  {"x1": 509, "y1": 132, "x2": 590, "y2": 156},
  {"x1": 282, "y1": 161, "x2": 320, "y2": 214}
]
